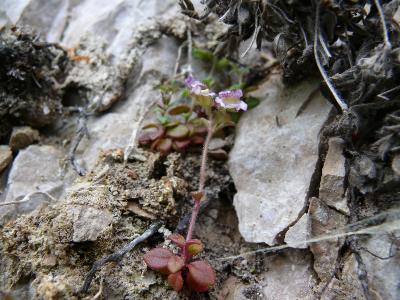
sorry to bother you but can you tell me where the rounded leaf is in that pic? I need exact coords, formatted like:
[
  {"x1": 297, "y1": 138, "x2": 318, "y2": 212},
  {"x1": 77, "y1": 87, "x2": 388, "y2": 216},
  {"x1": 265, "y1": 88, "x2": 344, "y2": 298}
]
[
  {"x1": 186, "y1": 239, "x2": 204, "y2": 256},
  {"x1": 168, "y1": 272, "x2": 184, "y2": 292},
  {"x1": 173, "y1": 139, "x2": 191, "y2": 152},
  {"x1": 167, "y1": 104, "x2": 191, "y2": 115},
  {"x1": 166, "y1": 125, "x2": 190, "y2": 139},
  {"x1": 187, "y1": 261, "x2": 216, "y2": 292},
  {"x1": 144, "y1": 248, "x2": 174, "y2": 274},
  {"x1": 164, "y1": 121, "x2": 180, "y2": 128},
  {"x1": 167, "y1": 234, "x2": 186, "y2": 248},
  {"x1": 191, "y1": 135, "x2": 205, "y2": 145},
  {"x1": 151, "y1": 138, "x2": 172, "y2": 155},
  {"x1": 139, "y1": 123, "x2": 164, "y2": 144},
  {"x1": 167, "y1": 255, "x2": 185, "y2": 274}
]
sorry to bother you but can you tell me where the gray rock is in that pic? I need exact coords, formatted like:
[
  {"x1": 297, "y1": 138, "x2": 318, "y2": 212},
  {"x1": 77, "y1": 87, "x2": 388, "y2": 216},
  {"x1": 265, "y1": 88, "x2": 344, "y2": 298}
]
[
  {"x1": 0, "y1": 145, "x2": 12, "y2": 173},
  {"x1": 320, "y1": 254, "x2": 364, "y2": 300},
  {"x1": 229, "y1": 74, "x2": 331, "y2": 244},
  {"x1": 70, "y1": 206, "x2": 113, "y2": 242},
  {"x1": 0, "y1": 145, "x2": 75, "y2": 220},
  {"x1": 261, "y1": 250, "x2": 316, "y2": 300},
  {"x1": 359, "y1": 234, "x2": 400, "y2": 300},
  {"x1": 285, "y1": 213, "x2": 309, "y2": 249},
  {"x1": 392, "y1": 154, "x2": 400, "y2": 176},
  {"x1": 9, "y1": 126, "x2": 40, "y2": 151},
  {"x1": 308, "y1": 197, "x2": 347, "y2": 282},
  {"x1": 319, "y1": 137, "x2": 349, "y2": 215}
]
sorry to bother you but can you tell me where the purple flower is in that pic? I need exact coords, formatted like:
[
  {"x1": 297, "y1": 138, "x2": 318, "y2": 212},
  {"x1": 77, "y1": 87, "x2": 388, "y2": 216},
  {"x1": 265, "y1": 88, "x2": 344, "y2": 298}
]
[
  {"x1": 215, "y1": 90, "x2": 247, "y2": 111},
  {"x1": 185, "y1": 75, "x2": 205, "y2": 93},
  {"x1": 185, "y1": 75, "x2": 215, "y2": 107}
]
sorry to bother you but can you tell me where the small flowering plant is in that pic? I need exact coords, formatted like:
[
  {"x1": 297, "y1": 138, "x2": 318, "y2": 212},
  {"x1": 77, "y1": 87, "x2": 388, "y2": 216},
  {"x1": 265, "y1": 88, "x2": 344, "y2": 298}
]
[{"x1": 143, "y1": 75, "x2": 248, "y2": 292}]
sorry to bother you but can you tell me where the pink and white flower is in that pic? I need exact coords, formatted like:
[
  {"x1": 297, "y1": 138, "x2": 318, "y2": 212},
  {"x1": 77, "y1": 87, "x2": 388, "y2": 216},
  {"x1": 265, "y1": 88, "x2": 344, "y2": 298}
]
[{"x1": 215, "y1": 90, "x2": 247, "y2": 111}]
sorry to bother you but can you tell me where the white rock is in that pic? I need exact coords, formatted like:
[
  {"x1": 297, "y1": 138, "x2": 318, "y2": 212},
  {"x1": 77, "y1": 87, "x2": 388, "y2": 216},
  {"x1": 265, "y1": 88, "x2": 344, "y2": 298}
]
[
  {"x1": 229, "y1": 74, "x2": 331, "y2": 244},
  {"x1": 285, "y1": 213, "x2": 309, "y2": 249},
  {"x1": 319, "y1": 137, "x2": 349, "y2": 214}
]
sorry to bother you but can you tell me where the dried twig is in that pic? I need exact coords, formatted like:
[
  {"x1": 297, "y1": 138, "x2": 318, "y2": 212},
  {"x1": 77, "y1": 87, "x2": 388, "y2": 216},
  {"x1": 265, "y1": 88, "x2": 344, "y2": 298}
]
[
  {"x1": 0, "y1": 191, "x2": 56, "y2": 207},
  {"x1": 241, "y1": 11, "x2": 261, "y2": 58},
  {"x1": 314, "y1": 1, "x2": 348, "y2": 112},
  {"x1": 68, "y1": 109, "x2": 89, "y2": 176},
  {"x1": 80, "y1": 222, "x2": 162, "y2": 294},
  {"x1": 123, "y1": 102, "x2": 157, "y2": 165},
  {"x1": 373, "y1": 0, "x2": 392, "y2": 50},
  {"x1": 187, "y1": 27, "x2": 193, "y2": 75},
  {"x1": 91, "y1": 277, "x2": 104, "y2": 300},
  {"x1": 215, "y1": 209, "x2": 400, "y2": 261},
  {"x1": 174, "y1": 40, "x2": 188, "y2": 76},
  {"x1": 68, "y1": 95, "x2": 104, "y2": 176}
]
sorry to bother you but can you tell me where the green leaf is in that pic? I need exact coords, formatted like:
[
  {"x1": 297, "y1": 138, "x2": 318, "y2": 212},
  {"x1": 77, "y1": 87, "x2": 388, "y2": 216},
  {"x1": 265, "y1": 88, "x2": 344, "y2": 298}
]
[
  {"x1": 181, "y1": 88, "x2": 190, "y2": 98},
  {"x1": 157, "y1": 115, "x2": 170, "y2": 125},
  {"x1": 166, "y1": 124, "x2": 190, "y2": 139},
  {"x1": 228, "y1": 83, "x2": 244, "y2": 90},
  {"x1": 192, "y1": 47, "x2": 214, "y2": 62},
  {"x1": 215, "y1": 57, "x2": 232, "y2": 70},
  {"x1": 167, "y1": 104, "x2": 191, "y2": 115},
  {"x1": 202, "y1": 77, "x2": 215, "y2": 88},
  {"x1": 245, "y1": 96, "x2": 260, "y2": 109},
  {"x1": 229, "y1": 112, "x2": 241, "y2": 123}
]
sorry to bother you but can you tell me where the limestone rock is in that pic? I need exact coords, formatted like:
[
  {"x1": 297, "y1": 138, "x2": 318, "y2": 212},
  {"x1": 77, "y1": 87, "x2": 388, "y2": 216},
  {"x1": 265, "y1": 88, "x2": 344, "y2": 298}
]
[
  {"x1": 285, "y1": 213, "x2": 309, "y2": 249},
  {"x1": 320, "y1": 254, "x2": 364, "y2": 300},
  {"x1": 0, "y1": 145, "x2": 75, "y2": 221},
  {"x1": 9, "y1": 126, "x2": 40, "y2": 150},
  {"x1": 309, "y1": 197, "x2": 347, "y2": 282},
  {"x1": 319, "y1": 137, "x2": 349, "y2": 215},
  {"x1": 261, "y1": 250, "x2": 317, "y2": 299},
  {"x1": 229, "y1": 74, "x2": 331, "y2": 244},
  {"x1": 70, "y1": 206, "x2": 113, "y2": 242},
  {"x1": 360, "y1": 234, "x2": 400, "y2": 300},
  {"x1": 0, "y1": 145, "x2": 12, "y2": 173}
]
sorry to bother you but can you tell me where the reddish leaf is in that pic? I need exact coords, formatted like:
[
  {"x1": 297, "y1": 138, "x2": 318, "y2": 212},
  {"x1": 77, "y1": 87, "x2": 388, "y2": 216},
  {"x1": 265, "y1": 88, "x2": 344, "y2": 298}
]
[
  {"x1": 167, "y1": 255, "x2": 185, "y2": 274},
  {"x1": 143, "y1": 248, "x2": 174, "y2": 274},
  {"x1": 173, "y1": 139, "x2": 191, "y2": 152},
  {"x1": 166, "y1": 124, "x2": 189, "y2": 139},
  {"x1": 168, "y1": 271, "x2": 184, "y2": 292},
  {"x1": 191, "y1": 135, "x2": 205, "y2": 145},
  {"x1": 193, "y1": 126, "x2": 208, "y2": 135},
  {"x1": 167, "y1": 104, "x2": 191, "y2": 115},
  {"x1": 187, "y1": 261, "x2": 216, "y2": 292},
  {"x1": 167, "y1": 234, "x2": 186, "y2": 247},
  {"x1": 151, "y1": 138, "x2": 172, "y2": 154},
  {"x1": 186, "y1": 239, "x2": 204, "y2": 256},
  {"x1": 141, "y1": 123, "x2": 165, "y2": 141}
]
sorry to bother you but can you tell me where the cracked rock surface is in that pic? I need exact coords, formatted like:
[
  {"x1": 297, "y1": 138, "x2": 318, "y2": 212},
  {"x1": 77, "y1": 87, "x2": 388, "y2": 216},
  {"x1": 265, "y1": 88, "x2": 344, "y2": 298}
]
[{"x1": 229, "y1": 73, "x2": 331, "y2": 244}]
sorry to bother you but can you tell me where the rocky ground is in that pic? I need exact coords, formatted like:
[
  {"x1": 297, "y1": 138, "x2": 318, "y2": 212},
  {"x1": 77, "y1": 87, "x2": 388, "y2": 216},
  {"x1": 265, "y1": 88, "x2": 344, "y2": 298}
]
[{"x1": 0, "y1": 1, "x2": 399, "y2": 300}]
